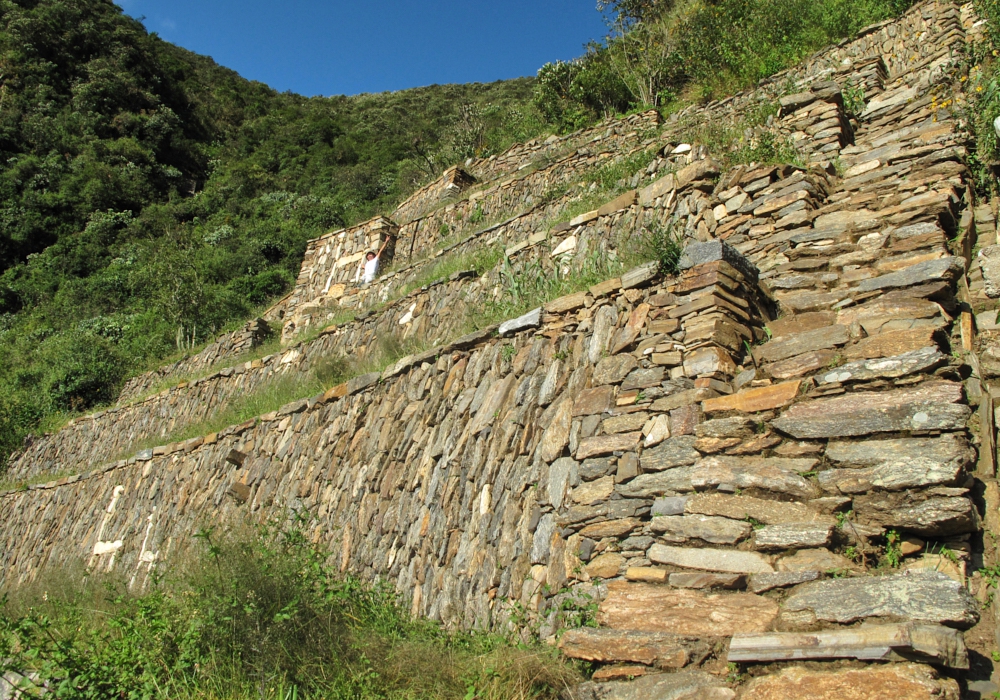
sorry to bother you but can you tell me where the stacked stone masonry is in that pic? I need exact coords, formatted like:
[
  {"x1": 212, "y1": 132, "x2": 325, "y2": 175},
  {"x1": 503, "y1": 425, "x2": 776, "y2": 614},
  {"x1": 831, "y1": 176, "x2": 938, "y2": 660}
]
[{"x1": 6, "y1": 2, "x2": 1000, "y2": 698}]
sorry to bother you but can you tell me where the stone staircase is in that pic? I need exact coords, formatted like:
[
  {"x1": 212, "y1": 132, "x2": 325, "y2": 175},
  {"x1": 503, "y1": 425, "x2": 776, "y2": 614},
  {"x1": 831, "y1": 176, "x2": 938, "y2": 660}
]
[{"x1": 3, "y1": 1, "x2": 1000, "y2": 698}]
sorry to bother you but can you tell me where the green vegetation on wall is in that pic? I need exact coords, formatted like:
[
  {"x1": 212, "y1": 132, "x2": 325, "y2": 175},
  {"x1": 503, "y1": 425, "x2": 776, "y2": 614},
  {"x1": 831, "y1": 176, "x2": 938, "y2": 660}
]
[
  {"x1": 0, "y1": 520, "x2": 579, "y2": 699},
  {"x1": 533, "y1": 0, "x2": 916, "y2": 131}
]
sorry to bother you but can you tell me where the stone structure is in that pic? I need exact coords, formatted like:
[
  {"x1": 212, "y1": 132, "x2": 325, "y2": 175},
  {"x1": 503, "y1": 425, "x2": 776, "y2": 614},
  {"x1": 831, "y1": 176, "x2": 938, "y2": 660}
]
[
  {"x1": 6, "y1": 2, "x2": 1000, "y2": 697},
  {"x1": 116, "y1": 319, "x2": 273, "y2": 405}
]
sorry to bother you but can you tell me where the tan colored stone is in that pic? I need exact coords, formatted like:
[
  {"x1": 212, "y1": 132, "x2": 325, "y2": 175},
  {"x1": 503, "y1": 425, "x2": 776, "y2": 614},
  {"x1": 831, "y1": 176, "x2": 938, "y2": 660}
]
[
  {"x1": 539, "y1": 399, "x2": 572, "y2": 463},
  {"x1": 843, "y1": 327, "x2": 944, "y2": 359},
  {"x1": 740, "y1": 664, "x2": 960, "y2": 700},
  {"x1": 545, "y1": 291, "x2": 590, "y2": 314},
  {"x1": 586, "y1": 552, "x2": 625, "y2": 578},
  {"x1": 598, "y1": 581, "x2": 779, "y2": 635},
  {"x1": 777, "y1": 548, "x2": 857, "y2": 573},
  {"x1": 571, "y1": 475, "x2": 615, "y2": 505},
  {"x1": 580, "y1": 517, "x2": 642, "y2": 539},
  {"x1": 626, "y1": 566, "x2": 669, "y2": 583},
  {"x1": 577, "y1": 432, "x2": 642, "y2": 460},
  {"x1": 702, "y1": 380, "x2": 801, "y2": 414},
  {"x1": 686, "y1": 493, "x2": 834, "y2": 525},
  {"x1": 573, "y1": 385, "x2": 615, "y2": 416}
]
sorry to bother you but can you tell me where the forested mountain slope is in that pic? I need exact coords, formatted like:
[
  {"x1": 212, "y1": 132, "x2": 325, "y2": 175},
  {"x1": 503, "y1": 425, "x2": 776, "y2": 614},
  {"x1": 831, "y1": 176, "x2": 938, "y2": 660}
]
[{"x1": 0, "y1": 0, "x2": 542, "y2": 461}]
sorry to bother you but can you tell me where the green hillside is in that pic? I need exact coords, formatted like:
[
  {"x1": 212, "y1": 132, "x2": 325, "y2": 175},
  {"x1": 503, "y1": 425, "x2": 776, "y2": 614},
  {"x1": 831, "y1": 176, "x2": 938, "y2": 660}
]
[{"x1": 0, "y1": 0, "x2": 546, "y2": 462}]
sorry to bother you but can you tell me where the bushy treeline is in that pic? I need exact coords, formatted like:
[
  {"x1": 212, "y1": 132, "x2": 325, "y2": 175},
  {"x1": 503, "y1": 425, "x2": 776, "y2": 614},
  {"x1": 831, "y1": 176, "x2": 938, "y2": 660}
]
[
  {"x1": 0, "y1": 0, "x2": 546, "y2": 466},
  {"x1": 533, "y1": 0, "x2": 916, "y2": 131},
  {"x1": 0, "y1": 521, "x2": 578, "y2": 699}
]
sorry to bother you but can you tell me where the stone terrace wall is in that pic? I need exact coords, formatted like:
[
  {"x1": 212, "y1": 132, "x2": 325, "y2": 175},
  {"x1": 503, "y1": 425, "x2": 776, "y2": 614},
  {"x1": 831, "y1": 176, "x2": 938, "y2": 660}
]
[
  {"x1": 116, "y1": 319, "x2": 273, "y2": 405},
  {"x1": 279, "y1": 217, "x2": 398, "y2": 334},
  {"x1": 6, "y1": 4, "x2": 999, "y2": 696},
  {"x1": 465, "y1": 110, "x2": 661, "y2": 185},
  {"x1": 391, "y1": 166, "x2": 477, "y2": 225}
]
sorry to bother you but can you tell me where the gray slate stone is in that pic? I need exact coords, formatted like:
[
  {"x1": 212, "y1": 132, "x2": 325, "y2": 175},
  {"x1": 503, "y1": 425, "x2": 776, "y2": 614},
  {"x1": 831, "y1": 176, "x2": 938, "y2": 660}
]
[
  {"x1": 748, "y1": 571, "x2": 820, "y2": 593},
  {"x1": 677, "y1": 239, "x2": 759, "y2": 284},
  {"x1": 826, "y1": 434, "x2": 972, "y2": 469},
  {"x1": 651, "y1": 514, "x2": 751, "y2": 544},
  {"x1": 980, "y1": 245, "x2": 1000, "y2": 298},
  {"x1": 651, "y1": 496, "x2": 689, "y2": 516},
  {"x1": 856, "y1": 257, "x2": 965, "y2": 293},
  {"x1": 816, "y1": 347, "x2": 946, "y2": 385},
  {"x1": 690, "y1": 456, "x2": 820, "y2": 500},
  {"x1": 641, "y1": 436, "x2": 701, "y2": 472},
  {"x1": 616, "y1": 466, "x2": 698, "y2": 498},
  {"x1": 858, "y1": 495, "x2": 979, "y2": 537},
  {"x1": 567, "y1": 670, "x2": 734, "y2": 700},
  {"x1": 499, "y1": 307, "x2": 542, "y2": 337},
  {"x1": 783, "y1": 570, "x2": 980, "y2": 628},
  {"x1": 728, "y1": 623, "x2": 968, "y2": 668},
  {"x1": 772, "y1": 382, "x2": 970, "y2": 439},
  {"x1": 753, "y1": 523, "x2": 833, "y2": 550},
  {"x1": 818, "y1": 457, "x2": 963, "y2": 494},
  {"x1": 649, "y1": 544, "x2": 774, "y2": 574},
  {"x1": 695, "y1": 416, "x2": 755, "y2": 439}
]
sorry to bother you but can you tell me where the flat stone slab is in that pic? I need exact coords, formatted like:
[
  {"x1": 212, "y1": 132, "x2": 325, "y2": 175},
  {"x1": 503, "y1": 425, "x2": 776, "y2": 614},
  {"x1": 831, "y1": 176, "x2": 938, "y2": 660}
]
[
  {"x1": 729, "y1": 623, "x2": 968, "y2": 668},
  {"x1": 678, "y1": 239, "x2": 759, "y2": 283},
  {"x1": 857, "y1": 495, "x2": 979, "y2": 537},
  {"x1": 818, "y1": 457, "x2": 963, "y2": 494},
  {"x1": 755, "y1": 325, "x2": 850, "y2": 364},
  {"x1": 740, "y1": 664, "x2": 960, "y2": 700},
  {"x1": 686, "y1": 493, "x2": 833, "y2": 525},
  {"x1": 825, "y1": 434, "x2": 972, "y2": 468},
  {"x1": 598, "y1": 581, "x2": 778, "y2": 636},
  {"x1": 690, "y1": 456, "x2": 821, "y2": 500},
  {"x1": 648, "y1": 544, "x2": 774, "y2": 574},
  {"x1": 498, "y1": 307, "x2": 542, "y2": 337},
  {"x1": 856, "y1": 256, "x2": 964, "y2": 293},
  {"x1": 772, "y1": 382, "x2": 970, "y2": 439},
  {"x1": 569, "y1": 670, "x2": 736, "y2": 700},
  {"x1": 558, "y1": 628, "x2": 713, "y2": 668},
  {"x1": 782, "y1": 570, "x2": 980, "y2": 629},
  {"x1": 641, "y1": 436, "x2": 701, "y2": 471},
  {"x1": 748, "y1": 571, "x2": 820, "y2": 593},
  {"x1": 616, "y1": 466, "x2": 699, "y2": 498},
  {"x1": 753, "y1": 523, "x2": 833, "y2": 550},
  {"x1": 651, "y1": 515, "x2": 750, "y2": 544},
  {"x1": 668, "y1": 572, "x2": 746, "y2": 589},
  {"x1": 702, "y1": 380, "x2": 801, "y2": 414},
  {"x1": 817, "y1": 347, "x2": 946, "y2": 385}
]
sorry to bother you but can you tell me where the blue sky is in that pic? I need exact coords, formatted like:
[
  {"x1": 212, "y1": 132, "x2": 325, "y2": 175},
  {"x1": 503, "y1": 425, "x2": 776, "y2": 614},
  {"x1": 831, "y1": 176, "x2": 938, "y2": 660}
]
[{"x1": 115, "y1": 1, "x2": 609, "y2": 97}]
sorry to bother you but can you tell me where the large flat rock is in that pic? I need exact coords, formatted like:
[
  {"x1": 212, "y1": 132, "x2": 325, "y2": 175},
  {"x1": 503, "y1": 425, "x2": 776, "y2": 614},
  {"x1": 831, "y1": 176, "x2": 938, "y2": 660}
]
[
  {"x1": 754, "y1": 324, "x2": 850, "y2": 364},
  {"x1": 817, "y1": 346, "x2": 945, "y2": 386},
  {"x1": 598, "y1": 581, "x2": 778, "y2": 635},
  {"x1": 856, "y1": 495, "x2": 979, "y2": 537},
  {"x1": 566, "y1": 670, "x2": 735, "y2": 700},
  {"x1": 782, "y1": 570, "x2": 980, "y2": 628},
  {"x1": 818, "y1": 457, "x2": 963, "y2": 494},
  {"x1": 650, "y1": 515, "x2": 750, "y2": 544},
  {"x1": 641, "y1": 436, "x2": 701, "y2": 471},
  {"x1": 740, "y1": 664, "x2": 960, "y2": 700},
  {"x1": 753, "y1": 523, "x2": 833, "y2": 550},
  {"x1": 825, "y1": 434, "x2": 972, "y2": 468},
  {"x1": 689, "y1": 456, "x2": 820, "y2": 499},
  {"x1": 558, "y1": 628, "x2": 712, "y2": 667},
  {"x1": 856, "y1": 256, "x2": 964, "y2": 293},
  {"x1": 772, "y1": 382, "x2": 970, "y2": 439},
  {"x1": 729, "y1": 623, "x2": 968, "y2": 668},
  {"x1": 685, "y1": 493, "x2": 834, "y2": 525},
  {"x1": 648, "y1": 544, "x2": 774, "y2": 574}
]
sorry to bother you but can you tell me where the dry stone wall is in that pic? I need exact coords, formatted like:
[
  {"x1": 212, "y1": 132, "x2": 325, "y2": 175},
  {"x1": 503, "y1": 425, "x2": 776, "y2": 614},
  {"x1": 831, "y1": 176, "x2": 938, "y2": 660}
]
[
  {"x1": 116, "y1": 318, "x2": 273, "y2": 405},
  {"x1": 7, "y1": 2, "x2": 1000, "y2": 697}
]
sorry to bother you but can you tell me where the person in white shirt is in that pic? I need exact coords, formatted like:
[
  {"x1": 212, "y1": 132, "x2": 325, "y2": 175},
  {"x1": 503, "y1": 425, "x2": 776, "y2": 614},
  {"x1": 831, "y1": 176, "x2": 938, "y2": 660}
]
[{"x1": 358, "y1": 238, "x2": 389, "y2": 285}]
